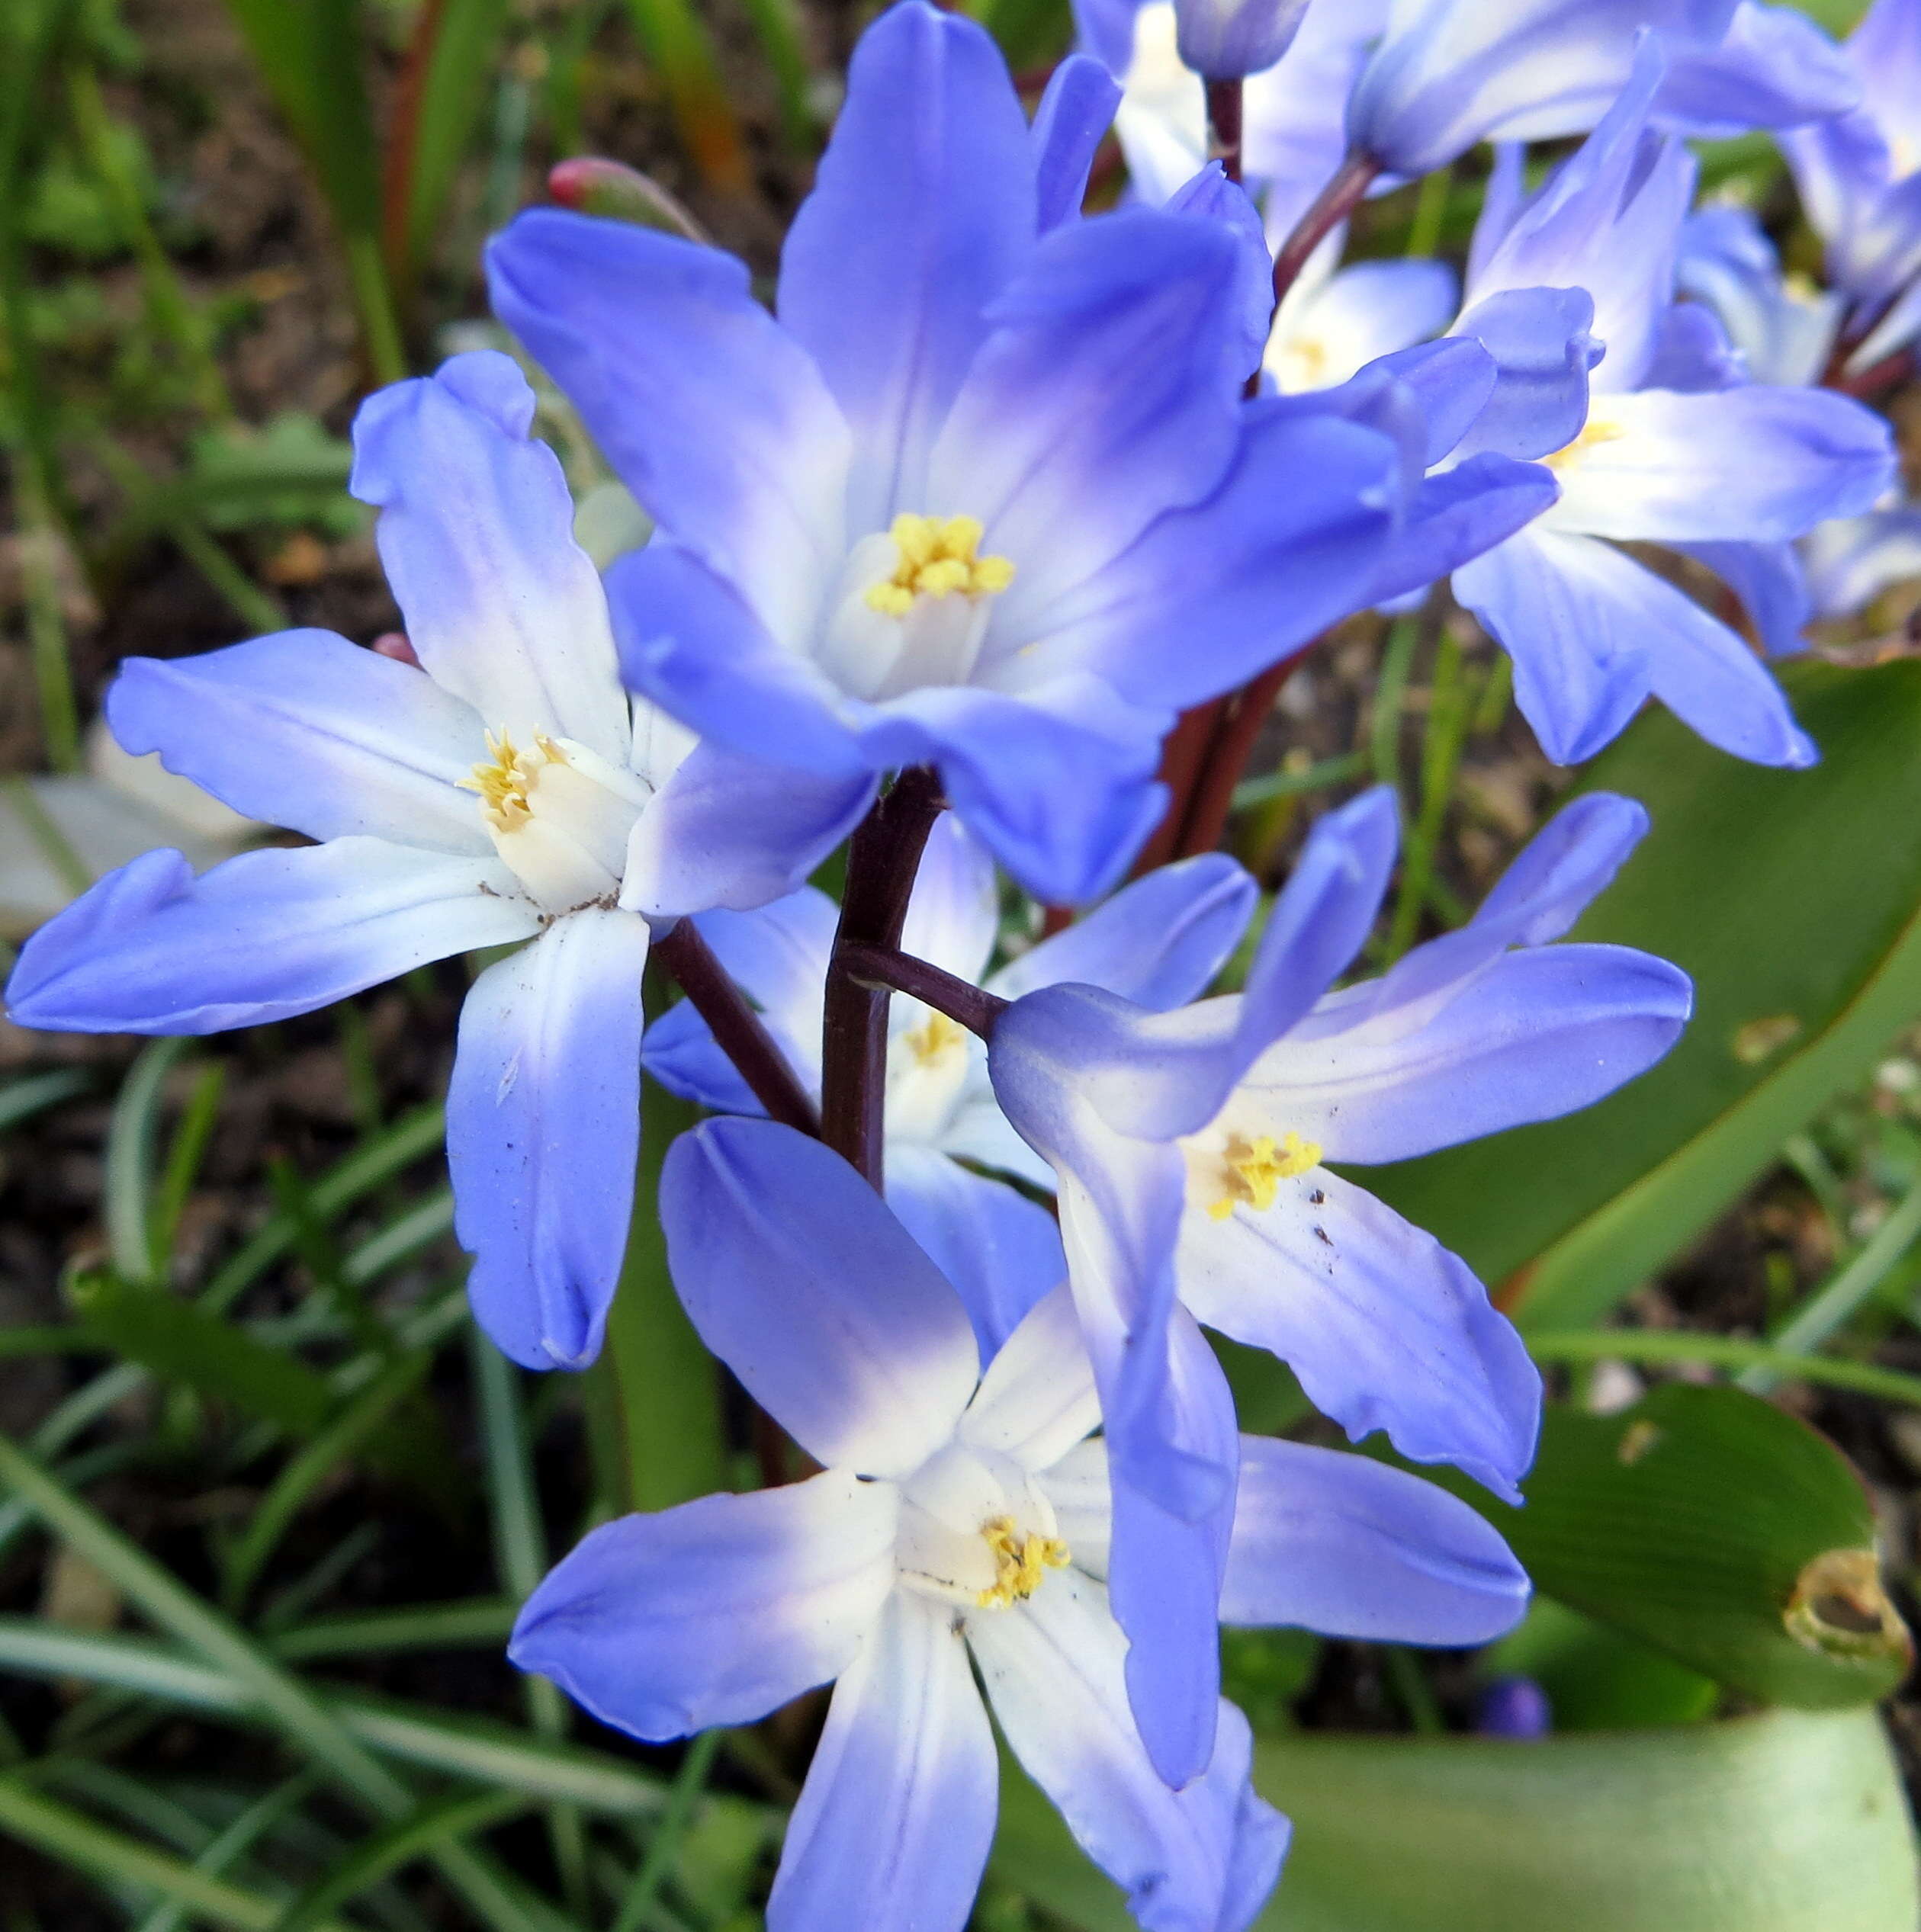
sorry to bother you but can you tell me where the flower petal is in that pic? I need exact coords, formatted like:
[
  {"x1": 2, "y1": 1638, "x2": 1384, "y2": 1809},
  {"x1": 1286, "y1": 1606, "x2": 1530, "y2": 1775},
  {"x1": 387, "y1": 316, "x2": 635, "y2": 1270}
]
[
  {"x1": 988, "y1": 853, "x2": 1258, "y2": 1012},
  {"x1": 622, "y1": 739, "x2": 874, "y2": 919},
  {"x1": 1545, "y1": 387, "x2": 1894, "y2": 543},
  {"x1": 660, "y1": 1118, "x2": 980, "y2": 1477},
  {"x1": 7, "y1": 841, "x2": 534, "y2": 1035},
  {"x1": 1105, "y1": 1310, "x2": 1238, "y2": 1787},
  {"x1": 887, "y1": 1145, "x2": 1067, "y2": 1359},
  {"x1": 347, "y1": 352, "x2": 629, "y2": 764},
  {"x1": 1454, "y1": 527, "x2": 1659, "y2": 766},
  {"x1": 487, "y1": 216, "x2": 850, "y2": 648},
  {"x1": 1222, "y1": 1436, "x2": 1530, "y2": 1643},
  {"x1": 777, "y1": 1, "x2": 1036, "y2": 535},
  {"x1": 900, "y1": 811, "x2": 1000, "y2": 984},
  {"x1": 1032, "y1": 54, "x2": 1121, "y2": 233},
  {"x1": 450, "y1": 909, "x2": 650, "y2": 1371},
  {"x1": 970, "y1": 1571, "x2": 1290, "y2": 1932},
  {"x1": 105, "y1": 632, "x2": 489, "y2": 853},
  {"x1": 510, "y1": 1470, "x2": 898, "y2": 1738},
  {"x1": 959, "y1": 1279, "x2": 1099, "y2": 1473},
  {"x1": 769, "y1": 1590, "x2": 997, "y2": 1932},
  {"x1": 1177, "y1": 1169, "x2": 1540, "y2": 1502}
]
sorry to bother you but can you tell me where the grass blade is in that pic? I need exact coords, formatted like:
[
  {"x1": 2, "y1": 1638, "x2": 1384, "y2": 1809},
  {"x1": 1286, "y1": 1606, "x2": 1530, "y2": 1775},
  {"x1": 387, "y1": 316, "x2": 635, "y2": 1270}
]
[
  {"x1": 105, "y1": 1038, "x2": 193, "y2": 1284},
  {"x1": 0, "y1": 1780, "x2": 352, "y2": 1932},
  {"x1": 270, "y1": 1599, "x2": 516, "y2": 1664},
  {"x1": 133, "y1": 1774, "x2": 321, "y2": 1932},
  {"x1": 1528, "y1": 1330, "x2": 1921, "y2": 1408},
  {"x1": 618, "y1": 0, "x2": 749, "y2": 191}
]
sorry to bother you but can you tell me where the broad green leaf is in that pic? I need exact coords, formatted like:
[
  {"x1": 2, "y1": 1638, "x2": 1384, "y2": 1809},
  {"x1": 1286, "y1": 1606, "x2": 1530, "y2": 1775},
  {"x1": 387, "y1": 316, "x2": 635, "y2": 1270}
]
[
  {"x1": 994, "y1": 1709, "x2": 1918, "y2": 1932},
  {"x1": 1427, "y1": 1382, "x2": 1911, "y2": 1706},
  {"x1": 1487, "y1": 1598, "x2": 1720, "y2": 1731},
  {"x1": 1364, "y1": 660, "x2": 1921, "y2": 1327}
]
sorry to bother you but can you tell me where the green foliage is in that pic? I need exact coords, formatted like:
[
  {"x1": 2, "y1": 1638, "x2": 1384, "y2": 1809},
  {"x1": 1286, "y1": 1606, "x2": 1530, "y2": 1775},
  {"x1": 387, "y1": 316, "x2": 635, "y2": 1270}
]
[
  {"x1": 1489, "y1": 1599, "x2": 1720, "y2": 1731},
  {"x1": 1367, "y1": 660, "x2": 1921, "y2": 1327}
]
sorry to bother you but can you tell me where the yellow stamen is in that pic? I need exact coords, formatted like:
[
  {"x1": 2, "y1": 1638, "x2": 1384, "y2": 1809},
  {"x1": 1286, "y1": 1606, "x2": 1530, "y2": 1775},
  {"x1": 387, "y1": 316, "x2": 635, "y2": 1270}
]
[
  {"x1": 458, "y1": 727, "x2": 566, "y2": 833},
  {"x1": 1541, "y1": 418, "x2": 1626, "y2": 473},
  {"x1": 903, "y1": 1010, "x2": 966, "y2": 1067},
  {"x1": 1206, "y1": 1130, "x2": 1321, "y2": 1221},
  {"x1": 975, "y1": 1516, "x2": 1071, "y2": 1609},
  {"x1": 863, "y1": 513, "x2": 1016, "y2": 615}
]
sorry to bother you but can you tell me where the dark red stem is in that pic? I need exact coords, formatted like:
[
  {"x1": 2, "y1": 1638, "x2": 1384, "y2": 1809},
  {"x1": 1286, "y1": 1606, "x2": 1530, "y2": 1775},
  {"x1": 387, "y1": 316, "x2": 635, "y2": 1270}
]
[
  {"x1": 651, "y1": 920, "x2": 820, "y2": 1138},
  {"x1": 1173, "y1": 647, "x2": 1311, "y2": 859},
  {"x1": 837, "y1": 942, "x2": 1007, "y2": 1041},
  {"x1": 1205, "y1": 78, "x2": 1244, "y2": 185},
  {"x1": 1270, "y1": 150, "x2": 1383, "y2": 308},
  {"x1": 821, "y1": 767, "x2": 946, "y2": 1189},
  {"x1": 1833, "y1": 344, "x2": 1916, "y2": 400}
]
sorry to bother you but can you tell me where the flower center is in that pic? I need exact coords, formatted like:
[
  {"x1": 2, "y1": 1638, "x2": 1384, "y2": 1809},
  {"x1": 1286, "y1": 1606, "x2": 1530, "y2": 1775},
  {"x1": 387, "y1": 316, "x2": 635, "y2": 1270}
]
[
  {"x1": 863, "y1": 514, "x2": 1015, "y2": 617},
  {"x1": 903, "y1": 1009, "x2": 968, "y2": 1068},
  {"x1": 1541, "y1": 417, "x2": 1625, "y2": 474},
  {"x1": 460, "y1": 725, "x2": 651, "y2": 916},
  {"x1": 1205, "y1": 1130, "x2": 1321, "y2": 1221},
  {"x1": 975, "y1": 1516, "x2": 1071, "y2": 1610}
]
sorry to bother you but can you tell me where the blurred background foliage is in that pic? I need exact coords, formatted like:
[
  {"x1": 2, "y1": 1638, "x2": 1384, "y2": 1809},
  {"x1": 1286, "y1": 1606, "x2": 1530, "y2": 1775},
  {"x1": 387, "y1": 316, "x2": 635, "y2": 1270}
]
[{"x1": 5, "y1": 0, "x2": 1921, "y2": 1927}]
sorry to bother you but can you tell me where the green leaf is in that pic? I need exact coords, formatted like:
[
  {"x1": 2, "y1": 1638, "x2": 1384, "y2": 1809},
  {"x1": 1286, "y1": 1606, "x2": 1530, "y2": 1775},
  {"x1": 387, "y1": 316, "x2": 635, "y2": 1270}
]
[
  {"x1": 1364, "y1": 659, "x2": 1921, "y2": 1327},
  {"x1": 397, "y1": 0, "x2": 515, "y2": 284},
  {"x1": 1426, "y1": 1382, "x2": 1911, "y2": 1706},
  {"x1": 994, "y1": 1709, "x2": 1919, "y2": 1932},
  {"x1": 1487, "y1": 1598, "x2": 1720, "y2": 1731}
]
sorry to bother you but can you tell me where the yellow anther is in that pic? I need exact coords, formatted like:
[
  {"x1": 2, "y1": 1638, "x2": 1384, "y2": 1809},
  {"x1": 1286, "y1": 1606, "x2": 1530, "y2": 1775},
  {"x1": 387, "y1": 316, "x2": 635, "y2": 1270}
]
[
  {"x1": 1541, "y1": 418, "x2": 1627, "y2": 473},
  {"x1": 459, "y1": 727, "x2": 565, "y2": 833},
  {"x1": 1206, "y1": 1130, "x2": 1321, "y2": 1221},
  {"x1": 975, "y1": 1516, "x2": 1071, "y2": 1610},
  {"x1": 903, "y1": 1010, "x2": 966, "y2": 1067},
  {"x1": 863, "y1": 512, "x2": 1016, "y2": 615}
]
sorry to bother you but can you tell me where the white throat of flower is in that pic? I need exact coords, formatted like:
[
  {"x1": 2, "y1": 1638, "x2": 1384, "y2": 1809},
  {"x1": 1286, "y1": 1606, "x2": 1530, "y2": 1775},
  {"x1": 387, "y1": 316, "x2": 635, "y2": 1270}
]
[
  {"x1": 461, "y1": 727, "x2": 653, "y2": 915},
  {"x1": 884, "y1": 1000, "x2": 978, "y2": 1146},
  {"x1": 893, "y1": 1439, "x2": 1070, "y2": 1613},
  {"x1": 818, "y1": 513, "x2": 1016, "y2": 701}
]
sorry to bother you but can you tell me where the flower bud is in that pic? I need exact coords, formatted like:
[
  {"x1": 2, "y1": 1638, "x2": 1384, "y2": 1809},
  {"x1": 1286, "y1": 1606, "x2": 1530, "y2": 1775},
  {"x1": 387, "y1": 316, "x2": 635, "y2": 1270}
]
[{"x1": 1173, "y1": 0, "x2": 1312, "y2": 79}]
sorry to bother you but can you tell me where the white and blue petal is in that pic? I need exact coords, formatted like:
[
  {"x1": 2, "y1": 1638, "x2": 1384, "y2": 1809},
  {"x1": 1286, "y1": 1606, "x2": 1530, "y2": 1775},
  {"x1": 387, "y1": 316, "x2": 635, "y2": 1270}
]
[
  {"x1": 969, "y1": 1572, "x2": 1290, "y2": 1932},
  {"x1": 988, "y1": 853, "x2": 1258, "y2": 1012},
  {"x1": 7, "y1": 840, "x2": 534, "y2": 1035},
  {"x1": 1655, "y1": 2, "x2": 1860, "y2": 138},
  {"x1": 1177, "y1": 1168, "x2": 1540, "y2": 1502},
  {"x1": 509, "y1": 1470, "x2": 898, "y2": 1738},
  {"x1": 449, "y1": 908, "x2": 650, "y2": 1371},
  {"x1": 348, "y1": 351, "x2": 630, "y2": 764},
  {"x1": 769, "y1": 1590, "x2": 997, "y2": 1932},
  {"x1": 486, "y1": 215, "x2": 851, "y2": 649},
  {"x1": 1221, "y1": 1437, "x2": 1530, "y2": 1645},
  {"x1": 778, "y1": 1, "x2": 1036, "y2": 535},
  {"x1": 105, "y1": 632, "x2": 487, "y2": 853},
  {"x1": 961, "y1": 1282, "x2": 1101, "y2": 1474},
  {"x1": 660, "y1": 1118, "x2": 981, "y2": 1477}
]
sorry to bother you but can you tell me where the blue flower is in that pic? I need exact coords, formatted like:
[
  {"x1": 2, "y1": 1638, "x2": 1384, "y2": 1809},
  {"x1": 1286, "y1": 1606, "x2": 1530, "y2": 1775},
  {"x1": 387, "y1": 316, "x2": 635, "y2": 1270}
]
[
  {"x1": 1802, "y1": 503, "x2": 1921, "y2": 618},
  {"x1": 1349, "y1": 0, "x2": 1858, "y2": 178},
  {"x1": 1781, "y1": 0, "x2": 1921, "y2": 373},
  {"x1": 1678, "y1": 204, "x2": 1844, "y2": 388},
  {"x1": 483, "y1": 1, "x2": 1409, "y2": 903},
  {"x1": 513, "y1": 1116, "x2": 1528, "y2": 1927},
  {"x1": 645, "y1": 812, "x2": 1258, "y2": 1352},
  {"x1": 1444, "y1": 45, "x2": 1894, "y2": 766},
  {"x1": 986, "y1": 785, "x2": 1691, "y2": 1781},
  {"x1": 4, "y1": 353, "x2": 867, "y2": 1373}
]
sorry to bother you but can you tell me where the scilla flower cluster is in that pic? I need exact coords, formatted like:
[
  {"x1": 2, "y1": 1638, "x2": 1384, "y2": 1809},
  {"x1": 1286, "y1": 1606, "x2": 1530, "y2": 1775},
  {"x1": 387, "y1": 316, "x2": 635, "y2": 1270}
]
[{"x1": 5, "y1": 0, "x2": 1903, "y2": 1924}]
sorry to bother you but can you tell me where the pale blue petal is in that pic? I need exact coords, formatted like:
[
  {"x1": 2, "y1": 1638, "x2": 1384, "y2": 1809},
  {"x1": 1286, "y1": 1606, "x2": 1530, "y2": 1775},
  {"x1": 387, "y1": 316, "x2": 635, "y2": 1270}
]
[
  {"x1": 1448, "y1": 287, "x2": 1601, "y2": 462},
  {"x1": 349, "y1": 352, "x2": 628, "y2": 764},
  {"x1": 1453, "y1": 528, "x2": 1656, "y2": 765},
  {"x1": 1802, "y1": 506, "x2": 1921, "y2": 619},
  {"x1": 105, "y1": 633, "x2": 487, "y2": 853},
  {"x1": 770, "y1": 1590, "x2": 996, "y2": 1932},
  {"x1": 1178, "y1": 1170, "x2": 1540, "y2": 1501},
  {"x1": 660, "y1": 1118, "x2": 980, "y2": 1476},
  {"x1": 960, "y1": 1282, "x2": 1100, "y2": 1474},
  {"x1": 1107, "y1": 1311, "x2": 1237, "y2": 1787},
  {"x1": 8, "y1": 841, "x2": 534, "y2": 1035},
  {"x1": 900, "y1": 811, "x2": 1000, "y2": 984},
  {"x1": 1245, "y1": 943, "x2": 1692, "y2": 1167},
  {"x1": 1656, "y1": 2, "x2": 1859, "y2": 139},
  {"x1": 970, "y1": 1574, "x2": 1290, "y2": 1932},
  {"x1": 622, "y1": 739, "x2": 874, "y2": 919},
  {"x1": 1367, "y1": 455, "x2": 1558, "y2": 607},
  {"x1": 778, "y1": 1, "x2": 1036, "y2": 534},
  {"x1": 510, "y1": 1471, "x2": 898, "y2": 1737},
  {"x1": 1678, "y1": 541, "x2": 1811, "y2": 656},
  {"x1": 487, "y1": 213, "x2": 850, "y2": 647},
  {"x1": 886, "y1": 1145, "x2": 1066, "y2": 1359},
  {"x1": 1222, "y1": 1438, "x2": 1530, "y2": 1642},
  {"x1": 451, "y1": 910, "x2": 650, "y2": 1371},
  {"x1": 988, "y1": 854, "x2": 1258, "y2": 1012},
  {"x1": 1033, "y1": 55, "x2": 1122, "y2": 232}
]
